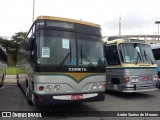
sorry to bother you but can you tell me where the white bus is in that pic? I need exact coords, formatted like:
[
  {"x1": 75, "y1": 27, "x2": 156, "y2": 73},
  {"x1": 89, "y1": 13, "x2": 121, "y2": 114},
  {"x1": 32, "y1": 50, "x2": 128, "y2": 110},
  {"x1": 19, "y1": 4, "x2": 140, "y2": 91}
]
[{"x1": 16, "y1": 16, "x2": 106, "y2": 106}]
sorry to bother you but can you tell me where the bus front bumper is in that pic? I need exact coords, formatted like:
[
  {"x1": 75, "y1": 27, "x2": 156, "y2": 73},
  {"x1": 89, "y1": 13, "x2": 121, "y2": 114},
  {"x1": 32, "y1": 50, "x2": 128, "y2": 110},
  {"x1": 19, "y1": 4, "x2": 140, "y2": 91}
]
[
  {"x1": 120, "y1": 82, "x2": 159, "y2": 93},
  {"x1": 33, "y1": 92, "x2": 105, "y2": 106}
]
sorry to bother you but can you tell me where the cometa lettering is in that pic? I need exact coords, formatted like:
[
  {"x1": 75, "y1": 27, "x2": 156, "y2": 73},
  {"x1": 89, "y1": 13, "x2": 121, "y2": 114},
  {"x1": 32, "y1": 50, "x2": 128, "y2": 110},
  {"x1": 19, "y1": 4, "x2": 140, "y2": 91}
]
[{"x1": 69, "y1": 68, "x2": 87, "y2": 72}]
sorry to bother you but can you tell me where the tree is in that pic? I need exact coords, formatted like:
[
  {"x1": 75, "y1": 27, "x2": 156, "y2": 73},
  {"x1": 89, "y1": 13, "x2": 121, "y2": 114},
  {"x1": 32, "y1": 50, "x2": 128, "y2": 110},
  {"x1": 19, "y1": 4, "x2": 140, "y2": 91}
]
[
  {"x1": 0, "y1": 32, "x2": 27, "y2": 66},
  {"x1": 11, "y1": 32, "x2": 27, "y2": 62},
  {"x1": 0, "y1": 36, "x2": 9, "y2": 51},
  {"x1": 11, "y1": 31, "x2": 27, "y2": 44}
]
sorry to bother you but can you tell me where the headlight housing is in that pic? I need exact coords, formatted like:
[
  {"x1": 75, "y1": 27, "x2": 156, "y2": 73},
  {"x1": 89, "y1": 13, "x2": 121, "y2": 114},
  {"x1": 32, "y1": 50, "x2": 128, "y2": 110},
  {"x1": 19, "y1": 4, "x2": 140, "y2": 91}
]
[
  {"x1": 131, "y1": 76, "x2": 139, "y2": 83},
  {"x1": 54, "y1": 84, "x2": 61, "y2": 91},
  {"x1": 46, "y1": 85, "x2": 53, "y2": 92},
  {"x1": 92, "y1": 83, "x2": 98, "y2": 90},
  {"x1": 91, "y1": 83, "x2": 105, "y2": 90},
  {"x1": 153, "y1": 75, "x2": 158, "y2": 81},
  {"x1": 98, "y1": 83, "x2": 103, "y2": 89}
]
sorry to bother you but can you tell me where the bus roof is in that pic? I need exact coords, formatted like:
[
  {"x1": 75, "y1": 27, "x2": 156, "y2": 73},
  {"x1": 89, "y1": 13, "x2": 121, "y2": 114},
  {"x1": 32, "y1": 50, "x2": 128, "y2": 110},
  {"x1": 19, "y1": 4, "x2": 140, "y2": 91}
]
[
  {"x1": 103, "y1": 37, "x2": 145, "y2": 44},
  {"x1": 36, "y1": 16, "x2": 101, "y2": 28},
  {"x1": 150, "y1": 43, "x2": 160, "y2": 49}
]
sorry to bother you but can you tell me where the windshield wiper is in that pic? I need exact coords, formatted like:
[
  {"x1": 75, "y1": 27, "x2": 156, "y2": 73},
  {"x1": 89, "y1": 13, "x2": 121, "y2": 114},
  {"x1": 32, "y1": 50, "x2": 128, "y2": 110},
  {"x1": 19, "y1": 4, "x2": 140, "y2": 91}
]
[
  {"x1": 135, "y1": 52, "x2": 142, "y2": 65},
  {"x1": 82, "y1": 54, "x2": 95, "y2": 68},
  {"x1": 60, "y1": 52, "x2": 71, "y2": 65},
  {"x1": 80, "y1": 44, "x2": 95, "y2": 68},
  {"x1": 60, "y1": 41, "x2": 72, "y2": 65},
  {"x1": 143, "y1": 50, "x2": 154, "y2": 65}
]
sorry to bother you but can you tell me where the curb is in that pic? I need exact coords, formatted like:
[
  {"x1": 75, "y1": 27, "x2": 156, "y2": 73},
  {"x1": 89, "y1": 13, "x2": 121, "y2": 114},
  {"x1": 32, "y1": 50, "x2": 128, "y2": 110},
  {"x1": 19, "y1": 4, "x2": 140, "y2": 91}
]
[{"x1": 5, "y1": 75, "x2": 17, "y2": 79}]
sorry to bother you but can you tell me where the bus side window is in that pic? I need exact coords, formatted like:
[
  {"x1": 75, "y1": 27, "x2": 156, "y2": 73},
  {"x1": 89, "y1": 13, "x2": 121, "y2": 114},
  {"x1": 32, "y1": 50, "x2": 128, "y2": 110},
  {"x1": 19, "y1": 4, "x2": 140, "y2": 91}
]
[{"x1": 104, "y1": 45, "x2": 120, "y2": 65}]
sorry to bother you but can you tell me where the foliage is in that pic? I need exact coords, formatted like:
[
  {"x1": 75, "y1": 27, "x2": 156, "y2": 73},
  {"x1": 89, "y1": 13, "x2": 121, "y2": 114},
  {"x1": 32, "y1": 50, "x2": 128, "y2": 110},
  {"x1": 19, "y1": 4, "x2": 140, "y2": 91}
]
[
  {"x1": 11, "y1": 31, "x2": 27, "y2": 44},
  {"x1": 11, "y1": 32, "x2": 27, "y2": 62},
  {"x1": 0, "y1": 31, "x2": 27, "y2": 66},
  {"x1": 6, "y1": 67, "x2": 17, "y2": 75},
  {"x1": 0, "y1": 36, "x2": 10, "y2": 51}
]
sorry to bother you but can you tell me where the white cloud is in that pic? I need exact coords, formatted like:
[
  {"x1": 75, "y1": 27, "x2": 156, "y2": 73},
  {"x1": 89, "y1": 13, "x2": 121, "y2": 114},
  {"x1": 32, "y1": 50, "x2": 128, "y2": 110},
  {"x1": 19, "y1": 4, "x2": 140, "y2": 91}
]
[{"x1": 0, "y1": 0, "x2": 160, "y2": 38}]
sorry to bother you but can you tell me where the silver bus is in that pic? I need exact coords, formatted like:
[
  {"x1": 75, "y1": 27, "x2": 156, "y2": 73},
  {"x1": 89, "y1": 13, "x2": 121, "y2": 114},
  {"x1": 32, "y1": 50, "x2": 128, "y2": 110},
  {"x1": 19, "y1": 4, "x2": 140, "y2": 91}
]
[
  {"x1": 103, "y1": 37, "x2": 159, "y2": 92},
  {"x1": 16, "y1": 16, "x2": 106, "y2": 106}
]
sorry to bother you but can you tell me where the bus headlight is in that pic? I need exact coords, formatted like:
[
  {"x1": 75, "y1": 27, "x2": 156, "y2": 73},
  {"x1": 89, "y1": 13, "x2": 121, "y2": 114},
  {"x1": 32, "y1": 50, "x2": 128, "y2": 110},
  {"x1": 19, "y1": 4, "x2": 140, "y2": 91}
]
[
  {"x1": 92, "y1": 83, "x2": 98, "y2": 90},
  {"x1": 46, "y1": 85, "x2": 53, "y2": 92},
  {"x1": 131, "y1": 77, "x2": 139, "y2": 83},
  {"x1": 54, "y1": 85, "x2": 61, "y2": 91},
  {"x1": 98, "y1": 84, "x2": 103, "y2": 89},
  {"x1": 153, "y1": 75, "x2": 158, "y2": 81}
]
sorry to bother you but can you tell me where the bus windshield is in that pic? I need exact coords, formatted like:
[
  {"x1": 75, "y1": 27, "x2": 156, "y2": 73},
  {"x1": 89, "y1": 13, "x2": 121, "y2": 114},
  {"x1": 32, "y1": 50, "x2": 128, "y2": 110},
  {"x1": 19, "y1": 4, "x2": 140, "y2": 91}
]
[
  {"x1": 77, "y1": 34, "x2": 104, "y2": 67},
  {"x1": 37, "y1": 30, "x2": 76, "y2": 65},
  {"x1": 37, "y1": 30, "x2": 105, "y2": 66},
  {"x1": 119, "y1": 43, "x2": 155, "y2": 64}
]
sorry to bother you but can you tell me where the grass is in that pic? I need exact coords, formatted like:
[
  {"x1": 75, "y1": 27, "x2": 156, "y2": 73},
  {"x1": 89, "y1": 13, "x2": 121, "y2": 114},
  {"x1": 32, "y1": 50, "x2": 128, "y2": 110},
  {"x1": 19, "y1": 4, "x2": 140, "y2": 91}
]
[
  {"x1": 6, "y1": 67, "x2": 17, "y2": 75},
  {"x1": 6, "y1": 51, "x2": 25, "y2": 75},
  {"x1": 6, "y1": 67, "x2": 26, "y2": 75},
  {"x1": 6, "y1": 51, "x2": 17, "y2": 75},
  {"x1": 7, "y1": 52, "x2": 16, "y2": 67}
]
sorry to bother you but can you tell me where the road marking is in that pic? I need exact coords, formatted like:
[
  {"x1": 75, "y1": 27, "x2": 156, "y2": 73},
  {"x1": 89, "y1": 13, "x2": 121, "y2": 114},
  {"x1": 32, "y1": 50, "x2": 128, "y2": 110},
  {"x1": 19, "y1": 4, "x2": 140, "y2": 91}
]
[{"x1": 0, "y1": 86, "x2": 7, "y2": 90}]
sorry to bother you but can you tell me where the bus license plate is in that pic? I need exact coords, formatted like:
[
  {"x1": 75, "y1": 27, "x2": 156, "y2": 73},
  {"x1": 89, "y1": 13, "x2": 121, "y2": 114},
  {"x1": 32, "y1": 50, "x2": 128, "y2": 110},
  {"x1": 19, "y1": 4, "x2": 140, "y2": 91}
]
[{"x1": 71, "y1": 94, "x2": 83, "y2": 100}]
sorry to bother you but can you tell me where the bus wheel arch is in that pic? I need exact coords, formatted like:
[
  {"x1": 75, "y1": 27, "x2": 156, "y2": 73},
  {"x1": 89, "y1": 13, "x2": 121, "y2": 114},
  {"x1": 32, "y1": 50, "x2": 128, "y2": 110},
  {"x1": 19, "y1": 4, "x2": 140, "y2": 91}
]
[{"x1": 26, "y1": 79, "x2": 33, "y2": 105}]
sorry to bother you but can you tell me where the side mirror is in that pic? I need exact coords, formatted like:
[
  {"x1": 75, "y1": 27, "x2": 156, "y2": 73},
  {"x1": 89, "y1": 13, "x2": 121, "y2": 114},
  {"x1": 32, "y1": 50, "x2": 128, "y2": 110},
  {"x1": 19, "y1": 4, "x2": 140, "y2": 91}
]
[{"x1": 26, "y1": 36, "x2": 34, "y2": 51}]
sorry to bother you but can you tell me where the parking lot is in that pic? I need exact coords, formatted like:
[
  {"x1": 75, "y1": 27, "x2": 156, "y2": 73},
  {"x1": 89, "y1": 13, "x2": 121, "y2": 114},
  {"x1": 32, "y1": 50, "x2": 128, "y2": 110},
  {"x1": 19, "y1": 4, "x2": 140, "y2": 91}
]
[{"x1": 0, "y1": 75, "x2": 160, "y2": 120}]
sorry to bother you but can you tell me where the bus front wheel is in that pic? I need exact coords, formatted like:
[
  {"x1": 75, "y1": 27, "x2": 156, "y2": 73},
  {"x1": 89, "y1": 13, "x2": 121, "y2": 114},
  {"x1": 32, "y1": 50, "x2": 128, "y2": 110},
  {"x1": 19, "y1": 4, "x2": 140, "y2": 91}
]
[{"x1": 26, "y1": 87, "x2": 33, "y2": 105}]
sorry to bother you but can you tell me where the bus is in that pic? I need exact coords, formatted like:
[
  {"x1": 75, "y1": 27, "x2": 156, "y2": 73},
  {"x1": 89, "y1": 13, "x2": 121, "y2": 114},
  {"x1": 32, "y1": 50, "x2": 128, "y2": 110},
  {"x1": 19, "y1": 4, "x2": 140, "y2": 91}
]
[
  {"x1": 16, "y1": 16, "x2": 106, "y2": 106},
  {"x1": 151, "y1": 43, "x2": 160, "y2": 88},
  {"x1": 0, "y1": 46, "x2": 7, "y2": 87},
  {"x1": 103, "y1": 37, "x2": 159, "y2": 92}
]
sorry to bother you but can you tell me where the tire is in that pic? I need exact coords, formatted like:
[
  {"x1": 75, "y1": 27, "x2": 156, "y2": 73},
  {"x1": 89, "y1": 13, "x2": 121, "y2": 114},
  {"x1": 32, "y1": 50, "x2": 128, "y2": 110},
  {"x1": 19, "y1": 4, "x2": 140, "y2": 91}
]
[
  {"x1": 0, "y1": 80, "x2": 2, "y2": 87},
  {"x1": 26, "y1": 93, "x2": 33, "y2": 105},
  {"x1": 26, "y1": 86, "x2": 33, "y2": 105},
  {"x1": 2, "y1": 74, "x2": 5, "y2": 81},
  {"x1": 0, "y1": 74, "x2": 3, "y2": 87}
]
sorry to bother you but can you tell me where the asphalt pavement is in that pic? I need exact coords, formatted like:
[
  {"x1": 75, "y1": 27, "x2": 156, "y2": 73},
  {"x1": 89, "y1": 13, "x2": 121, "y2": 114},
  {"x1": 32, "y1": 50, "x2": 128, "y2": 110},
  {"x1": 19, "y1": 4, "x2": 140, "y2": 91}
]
[{"x1": 0, "y1": 75, "x2": 160, "y2": 120}]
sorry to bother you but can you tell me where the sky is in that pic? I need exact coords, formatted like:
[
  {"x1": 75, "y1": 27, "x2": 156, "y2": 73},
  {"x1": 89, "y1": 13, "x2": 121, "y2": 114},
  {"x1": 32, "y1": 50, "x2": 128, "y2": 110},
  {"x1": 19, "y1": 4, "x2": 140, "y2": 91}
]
[{"x1": 0, "y1": 0, "x2": 160, "y2": 39}]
